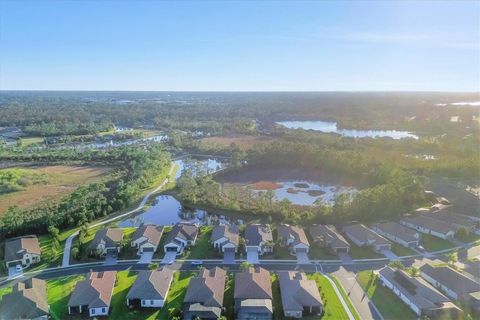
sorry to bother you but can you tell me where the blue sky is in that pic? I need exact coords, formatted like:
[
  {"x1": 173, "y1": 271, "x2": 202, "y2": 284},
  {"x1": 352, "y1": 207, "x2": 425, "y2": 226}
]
[{"x1": 0, "y1": 0, "x2": 478, "y2": 91}]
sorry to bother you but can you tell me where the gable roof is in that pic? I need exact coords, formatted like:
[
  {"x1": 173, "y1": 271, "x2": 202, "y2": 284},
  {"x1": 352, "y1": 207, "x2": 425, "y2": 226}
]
[
  {"x1": 245, "y1": 224, "x2": 273, "y2": 247},
  {"x1": 4, "y1": 235, "x2": 41, "y2": 262},
  {"x1": 277, "y1": 224, "x2": 310, "y2": 247},
  {"x1": 184, "y1": 267, "x2": 227, "y2": 307},
  {"x1": 234, "y1": 267, "x2": 272, "y2": 300},
  {"x1": 165, "y1": 223, "x2": 198, "y2": 244},
  {"x1": 424, "y1": 211, "x2": 476, "y2": 230},
  {"x1": 127, "y1": 268, "x2": 173, "y2": 301},
  {"x1": 68, "y1": 271, "x2": 116, "y2": 309},
  {"x1": 89, "y1": 228, "x2": 124, "y2": 249},
  {"x1": 278, "y1": 271, "x2": 322, "y2": 312},
  {"x1": 400, "y1": 215, "x2": 455, "y2": 235},
  {"x1": 0, "y1": 278, "x2": 49, "y2": 320},
  {"x1": 309, "y1": 225, "x2": 350, "y2": 249},
  {"x1": 343, "y1": 224, "x2": 391, "y2": 246},
  {"x1": 132, "y1": 224, "x2": 164, "y2": 247},
  {"x1": 420, "y1": 264, "x2": 480, "y2": 296},
  {"x1": 372, "y1": 222, "x2": 419, "y2": 243},
  {"x1": 211, "y1": 225, "x2": 239, "y2": 246}
]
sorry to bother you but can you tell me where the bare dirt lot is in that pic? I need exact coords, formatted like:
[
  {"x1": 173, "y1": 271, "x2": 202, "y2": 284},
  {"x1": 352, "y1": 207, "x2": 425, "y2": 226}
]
[
  {"x1": 200, "y1": 135, "x2": 274, "y2": 150},
  {"x1": 0, "y1": 165, "x2": 111, "y2": 214}
]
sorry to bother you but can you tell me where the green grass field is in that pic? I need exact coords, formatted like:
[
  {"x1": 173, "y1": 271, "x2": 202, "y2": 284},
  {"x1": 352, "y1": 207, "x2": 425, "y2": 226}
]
[
  {"x1": 391, "y1": 243, "x2": 416, "y2": 256},
  {"x1": 421, "y1": 234, "x2": 456, "y2": 252},
  {"x1": 309, "y1": 245, "x2": 339, "y2": 260},
  {"x1": 47, "y1": 274, "x2": 85, "y2": 320},
  {"x1": 348, "y1": 244, "x2": 384, "y2": 259},
  {"x1": 356, "y1": 270, "x2": 417, "y2": 320},
  {"x1": 330, "y1": 276, "x2": 361, "y2": 320},
  {"x1": 182, "y1": 225, "x2": 220, "y2": 259}
]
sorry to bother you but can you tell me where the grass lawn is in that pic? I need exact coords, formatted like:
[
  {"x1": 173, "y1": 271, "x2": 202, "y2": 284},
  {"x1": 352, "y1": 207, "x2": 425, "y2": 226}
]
[
  {"x1": 0, "y1": 285, "x2": 12, "y2": 302},
  {"x1": 330, "y1": 276, "x2": 361, "y2": 320},
  {"x1": 348, "y1": 244, "x2": 383, "y2": 259},
  {"x1": 118, "y1": 227, "x2": 140, "y2": 260},
  {"x1": 456, "y1": 232, "x2": 480, "y2": 244},
  {"x1": 271, "y1": 274, "x2": 285, "y2": 320},
  {"x1": 47, "y1": 274, "x2": 85, "y2": 320},
  {"x1": 183, "y1": 226, "x2": 220, "y2": 259},
  {"x1": 306, "y1": 273, "x2": 351, "y2": 320},
  {"x1": 269, "y1": 245, "x2": 294, "y2": 260},
  {"x1": 21, "y1": 136, "x2": 44, "y2": 146},
  {"x1": 224, "y1": 273, "x2": 235, "y2": 319},
  {"x1": 421, "y1": 234, "x2": 456, "y2": 252},
  {"x1": 309, "y1": 245, "x2": 339, "y2": 260},
  {"x1": 356, "y1": 270, "x2": 417, "y2": 320},
  {"x1": 157, "y1": 271, "x2": 194, "y2": 319},
  {"x1": 391, "y1": 243, "x2": 416, "y2": 256}
]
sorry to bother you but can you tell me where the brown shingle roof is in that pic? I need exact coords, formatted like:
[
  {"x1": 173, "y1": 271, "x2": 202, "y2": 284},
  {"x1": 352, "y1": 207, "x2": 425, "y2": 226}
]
[
  {"x1": 165, "y1": 223, "x2": 198, "y2": 244},
  {"x1": 234, "y1": 267, "x2": 272, "y2": 300},
  {"x1": 132, "y1": 224, "x2": 164, "y2": 247},
  {"x1": 277, "y1": 224, "x2": 310, "y2": 247},
  {"x1": 278, "y1": 271, "x2": 322, "y2": 312},
  {"x1": 245, "y1": 224, "x2": 273, "y2": 246},
  {"x1": 420, "y1": 264, "x2": 480, "y2": 296},
  {"x1": 309, "y1": 225, "x2": 350, "y2": 249},
  {"x1": 4, "y1": 235, "x2": 41, "y2": 263},
  {"x1": 89, "y1": 228, "x2": 124, "y2": 249},
  {"x1": 343, "y1": 224, "x2": 391, "y2": 246},
  {"x1": 400, "y1": 215, "x2": 455, "y2": 235},
  {"x1": 184, "y1": 267, "x2": 227, "y2": 307},
  {"x1": 0, "y1": 278, "x2": 49, "y2": 320},
  {"x1": 211, "y1": 225, "x2": 239, "y2": 246},
  {"x1": 127, "y1": 268, "x2": 173, "y2": 301},
  {"x1": 68, "y1": 271, "x2": 116, "y2": 309}
]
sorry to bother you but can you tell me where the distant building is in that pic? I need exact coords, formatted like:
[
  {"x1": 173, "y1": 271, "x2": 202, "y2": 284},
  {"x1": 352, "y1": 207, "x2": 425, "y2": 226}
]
[
  {"x1": 245, "y1": 224, "x2": 274, "y2": 256},
  {"x1": 68, "y1": 271, "x2": 117, "y2": 317},
  {"x1": 163, "y1": 223, "x2": 198, "y2": 255},
  {"x1": 424, "y1": 211, "x2": 478, "y2": 234},
  {"x1": 309, "y1": 224, "x2": 350, "y2": 254},
  {"x1": 400, "y1": 215, "x2": 455, "y2": 240},
  {"x1": 211, "y1": 225, "x2": 240, "y2": 253},
  {"x1": 183, "y1": 267, "x2": 227, "y2": 320},
  {"x1": 235, "y1": 267, "x2": 273, "y2": 320},
  {"x1": 0, "y1": 278, "x2": 49, "y2": 320},
  {"x1": 378, "y1": 266, "x2": 463, "y2": 319},
  {"x1": 278, "y1": 271, "x2": 322, "y2": 318},
  {"x1": 89, "y1": 228, "x2": 124, "y2": 256},
  {"x1": 126, "y1": 268, "x2": 173, "y2": 309},
  {"x1": 4, "y1": 235, "x2": 41, "y2": 268},
  {"x1": 131, "y1": 224, "x2": 164, "y2": 255},
  {"x1": 277, "y1": 224, "x2": 310, "y2": 256},
  {"x1": 342, "y1": 224, "x2": 392, "y2": 252},
  {"x1": 372, "y1": 222, "x2": 420, "y2": 248}
]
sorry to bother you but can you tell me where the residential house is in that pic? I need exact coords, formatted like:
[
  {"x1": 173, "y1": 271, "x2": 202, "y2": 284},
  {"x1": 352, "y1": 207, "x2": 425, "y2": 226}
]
[
  {"x1": 183, "y1": 267, "x2": 227, "y2": 320},
  {"x1": 131, "y1": 224, "x2": 164, "y2": 255},
  {"x1": 460, "y1": 245, "x2": 480, "y2": 261},
  {"x1": 68, "y1": 271, "x2": 117, "y2": 317},
  {"x1": 309, "y1": 224, "x2": 350, "y2": 254},
  {"x1": 400, "y1": 215, "x2": 455, "y2": 240},
  {"x1": 234, "y1": 267, "x2": 273, "y2": 320},
  {"x1": 211, "y1": 225, "x2": 240, "y2": 253},
  {"x1": 372, "y1": 222, "x2": 421, "y2": 248},
  {"x1": 378, "y1": 266, "x2": 463, "y2": 319},
  {"x1": 163, "y1": 223, "x2": 198, "y2": 255},
  {"x1": 342, "y1": 224, "x2": 392, "y2": 252},
  {"x1": 126, "y1": 268, "x2": 173, "y2": 308},
  {"x1": 424, "y1": 211, "x2": 478, "y2": 234},
  {"x1": 277, "y1": 224, "x2": 310, "y2": 256},
  {"x1": 278, "y1": 271, "x2": 322, "y2": 318},
  {"x1": 0, "y1": 278, "x2": 49, "y2": 320},
  {"x1": 244, "y1": 224, "x2": 274, "y2": 256},
  {"x1": 4, "y1": 235, "x2": 41, "y2": 268},
  {"x1": 89, "y1": 228, "x2": 124, "y2": 256}
]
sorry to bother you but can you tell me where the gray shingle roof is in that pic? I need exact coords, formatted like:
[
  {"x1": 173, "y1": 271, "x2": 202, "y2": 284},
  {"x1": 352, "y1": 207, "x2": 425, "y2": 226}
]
[
  {"x1": 277, "y1": 224, "x2": 310, "y2": 247},
  {"x1": 420, "y1": 264, "x2": 480, "y2": 296},
  {"x1": 372, "y1": 222, "x2": 419, "y2": 243},
  {"x1": 68, "y1": 271, "x2": 116, "y2": 309},
  {"x1": 343, "y1": 224, "x2": 391, "y2": 246},
  {"x1": 0, "y1": 278, "x2": 49, "y2": 320},
  {"x1": 132, "y1": 224, "x2": 164, "y2": 247},
  {"x1": 400, "y1": 215, "x2": 455, "y2": 235},
  {"x1": 211, "y1": 225, "x2": 239, "y2": 246},
  {"x1": 165, "y1": 223, "x2": 198, "y2": 244},
  {"x1": 127, "y1": 268, "x2": 173, "y2": 301},
  {"x1": 89, "y1": 228, "x2": 124, "y2": 249},
  {"x1": 4, "y1": 235, "x2": 41, "y2": 263},
  {"x1": 278, "y1": 271, "x2": 322, "y2": 312},
  {"x1": 245, "y1": 224, "x2": 273, "y2": 247},
  {"x1": 184, "y1": 267, "x2": 227, "y2": 307},
  {"x1": 309, "y1": 225, "x2": 350, "y2": 249},
  {"x1": 235, "y1": 267, "x2": 272, "y2": 300}
]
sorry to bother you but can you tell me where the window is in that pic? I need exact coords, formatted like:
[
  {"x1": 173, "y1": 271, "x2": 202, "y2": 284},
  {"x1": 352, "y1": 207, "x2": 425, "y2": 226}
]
[
  {"x1": 150, "y1": 300, "x2": 154, "y2": 305},
  {"x1": 91, "y1": 309, "x2": 95, "y2": 315},
  {"x1": 102, "y1": 308, "x2": 105, "y2": 313}
]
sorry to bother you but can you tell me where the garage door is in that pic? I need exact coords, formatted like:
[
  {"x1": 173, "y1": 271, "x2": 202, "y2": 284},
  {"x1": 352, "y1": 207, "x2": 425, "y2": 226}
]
[{"x1": 143, "y1": 247, "x2": 154, "y2": 252}]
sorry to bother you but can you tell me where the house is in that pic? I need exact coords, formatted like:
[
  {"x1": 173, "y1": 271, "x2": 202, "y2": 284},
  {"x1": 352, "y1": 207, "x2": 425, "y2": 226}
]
[
  {"x1": 183, "y1": 267, "x2": 227, "y2": 319},
  {"x1": 68, "y1": 271, "x2": 117, "y2": 317},
  {"x1": 424, "y1": 211, "x2": 478, "y2": 234},
  {"x1": 245, "y1": 224, "x2": 274, "y2": 256},
  {"x1": 89, "y1": 228, "x2": 124, "y2": 256},
  {"x1": 378, "y1": 266, "x2": 463, "y2": 319},
  {"x1": 342, "y1": 224, "x2": 392, "y2": 252},
  {"x1": 234, "y1": 267, "x2": 273, "y2": 320},
  {"x1": 4, "y1": 235, "x2": 41, "y2": 268},
  {"x1": 278, "y1": 271, "x2": 322, "y2": 318},
  {"x1": 126, "y1": 268, "x2": 173, "y2": 309},
  {"x1": 372, "y1": 222, "x2": 421, "y2": 248},
  {"x1": 163, "y1": 223, "x2": 198, "y2": 255},
  {"x1": 419, "y1": 264, "x2": 480, "y2": 301},
  {"x1": 400, "y1": 215, "x2": 455, "y2": 240},
  {"x1": 0, "y1": 278, "x2": 49, "y2": 320},
  {"x1": 460, "y1": 245, "x2": 480, "y2": 261},
  {"x1": 131, "y1": 224, "x2": 164, "y2": 255},
  {"x1": 277, "y1": 224, "x2": 310, "y2": 256},
  {"x1": 309, "y1": 224, "x2": 350, "y2": 254},
  {"x1": 211, "y1": 224, "x2": 240, "y2": 253}
]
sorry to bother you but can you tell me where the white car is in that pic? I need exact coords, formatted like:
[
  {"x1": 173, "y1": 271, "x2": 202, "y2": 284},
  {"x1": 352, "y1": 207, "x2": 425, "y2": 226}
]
[
  {"x1": 191, "y1": 260, "x2": 203, "y2": 266},
  {"x1": 15, "y1": 265, "x2": 22, "y2": 272}
]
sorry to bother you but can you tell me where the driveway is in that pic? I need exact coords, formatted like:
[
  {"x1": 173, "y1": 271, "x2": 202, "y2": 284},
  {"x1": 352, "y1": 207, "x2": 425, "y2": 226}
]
[
  {"x1": 338, "y1": 252, "x2": 353, "y2": 264},
  {"x1": 246, "y1": 248, "x2": 259, "y2": 264},
  {"x1": 223, "y1": 249, "x2": 236, "y2": 264},
  {"x1": 161, "y1": 251, "x2": 177, "y2": 264},
  {"x1": 380, "y1": 249, "x2": 398, "y2": 261},
  {"x1": 138, "y1": 251, "x2": 154, "y2": 264},
  {"x1": 7, "y1": 265, "x2": 23, "y2": 279},
  {"x1": 296, "y1": 251, "x2": 310, "y2": 264},
  {"x1": 104, "y1": 252, "x2": 118, "y2": 265}
]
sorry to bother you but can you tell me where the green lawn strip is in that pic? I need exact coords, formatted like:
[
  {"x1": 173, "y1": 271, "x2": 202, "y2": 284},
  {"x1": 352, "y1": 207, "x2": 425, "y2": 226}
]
[
  {"x1": 153, "y1": 226, "x2": 172, "y2": 260},
  {"x1": 223, "y1": 273, "x2": 235, "y2": 319},
  {"x1": 421, "y1": 234, "x2": 456, "y2": 252},
  {"x1": 183, "y1": 226, "x2": 220, "y2": 259},
  {"x1": 356, "y1": 270, "x2": 416, "y2": 320},
  {"x1": 0, "y1": 285, "x2": 12, "y2": 302},
  {"x1": 348, "y1": 244, "x2": 383, "y2": 259},
  {"x1": 309, "y1": 245, "x2": 338, "y2": 260},
  {"x1": 391, "y1": 243, "x2": 416, "y2": 256},
  {"x1": 270, "y1": 245, "x2": 293, "y2": 260},
  {"x1": 330, "y1": 276, "x2": 361, "y2": 320},
  {"x1": 47, "y1": 274, "x2": 85, "y2": 320},
  {"x1": 456, "y1": 232, "x2": 480, "y2": 244},
  {"x1": 157, "y1": 271, "x2": 194, "y2": 319},
  {"x1": 118, "y1": 227, "x2": 139, "y2": 260},
  {"x1": 306, "y1": 273, "x2": 350, "y2": 320},
  {"x1": 271, "y1": 274, "x2": 285, "y2": 320},
  {"x1": 20, "y1": 136, "x2": 44, "y2": 146}
]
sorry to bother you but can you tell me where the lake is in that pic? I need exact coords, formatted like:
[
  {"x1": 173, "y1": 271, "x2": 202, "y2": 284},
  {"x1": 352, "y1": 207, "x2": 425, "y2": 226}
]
[
  {"x1": 276, "y1": 120, "x2": 418, "y2": 139},
  {"x1": 174, "y1": 157, "x2": 224, "y2": 179}
]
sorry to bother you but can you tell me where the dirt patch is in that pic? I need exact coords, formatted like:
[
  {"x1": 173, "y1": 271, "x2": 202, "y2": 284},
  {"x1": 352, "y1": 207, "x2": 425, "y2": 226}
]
[
  {"x1": 0, "y1": 165, "x2": 111, "y2": 215},
  {"x1": 286, "y1": 188, "x2": 299, "y2": 194},
  {"x1": 308, "y1": 190, "x2": 326, "y2": 196},
  {"x1": 249, "y1": 181, "x2": 283, "y2": 190},
  {"x1": 200, "y1": 135, "x2": 274, "y2": 150}
]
